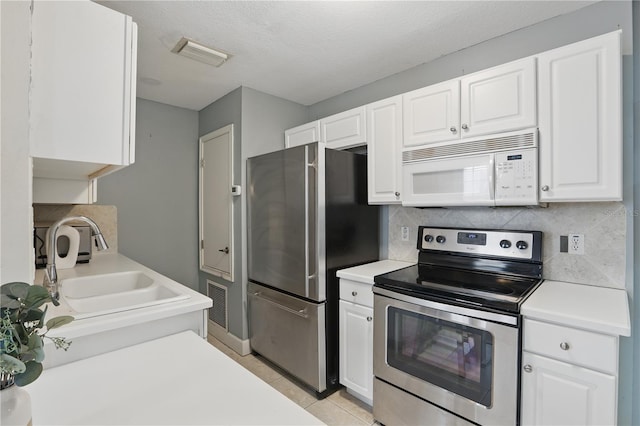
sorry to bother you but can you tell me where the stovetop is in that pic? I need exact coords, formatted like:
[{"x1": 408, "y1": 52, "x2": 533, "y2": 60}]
[{"x1": 374, "y1": 226, "x2": 543, "y2": 313}]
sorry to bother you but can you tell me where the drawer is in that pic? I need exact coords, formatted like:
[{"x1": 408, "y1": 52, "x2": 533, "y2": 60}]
[
  {"x1": 523, "y1": 319, "x2": 618, "y2": 374},
  {"x1": 339, "y1": 279, "x2": 373, "y2": 307}
]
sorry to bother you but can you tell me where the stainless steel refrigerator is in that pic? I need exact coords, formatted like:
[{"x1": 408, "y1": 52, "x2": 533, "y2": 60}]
[{"x1": 247, "y1": 142, "x2": 379, "y2": 397}]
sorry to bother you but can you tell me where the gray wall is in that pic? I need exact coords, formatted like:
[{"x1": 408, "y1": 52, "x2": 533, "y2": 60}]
[
  {"x1": 198, "y1": 86, "x2": 307, "y2": 340},
  {"x1": 309, "y1": 1, "x2": 632, "y2": 120},
  {"x1": 99, "y1": 98, "x2": 200, "y2": 290}
]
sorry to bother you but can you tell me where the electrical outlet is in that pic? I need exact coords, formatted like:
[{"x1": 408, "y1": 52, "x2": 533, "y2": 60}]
[
  {"x1": 401, "y1": 226, "x2": 409, "y2": 242},
  {"x1": 568, "y1": 234, "x2": 585, "y2": 255}
]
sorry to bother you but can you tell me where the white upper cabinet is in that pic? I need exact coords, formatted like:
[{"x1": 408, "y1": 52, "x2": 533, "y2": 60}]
[
  {"x1": 403, "y1": 57, "x2": 536, "y2": 149},
  {"x1": 285, "y1": 106, "x2": 366, "y2": 150},
  {"x1": 460, "y1": 57, "x2": 537, "y2": 138},
  {"x1": 30, "y1": 0, "x2": 137, "y2": 181},
  {"x1": 320, "y1": 106, "x2": 367, "y2": 150},
  {"x1": 537, "y1": 30, "x2": 622, "y2": 202},
  {"x1": 403, "y1": 80, "x2": 460, "y2": 147},
  {"x1": 366, "y1": 96, "x2": 403, "y2": 204},
  {"x1": 285, "y1": 121, "x2": 320, "y2": 148}
]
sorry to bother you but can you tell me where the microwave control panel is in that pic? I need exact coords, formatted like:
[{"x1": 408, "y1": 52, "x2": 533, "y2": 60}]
[{"x1": 494, "y1": 148, "x2": 537, "y2": 205}]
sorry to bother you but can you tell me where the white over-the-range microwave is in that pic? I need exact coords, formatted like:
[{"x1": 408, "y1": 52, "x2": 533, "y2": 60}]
[{"x1": 402, "y1": 128, "x2": 538, "y2": 207}]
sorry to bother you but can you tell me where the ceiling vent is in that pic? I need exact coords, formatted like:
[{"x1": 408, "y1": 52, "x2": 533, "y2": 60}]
[{"x1": 171, "y1": 37, "x2": 230, "y2": 67}]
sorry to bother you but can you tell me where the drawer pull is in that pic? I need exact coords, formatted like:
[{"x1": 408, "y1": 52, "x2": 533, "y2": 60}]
[
  {"x1": 523, "y1": 364, "x2": 533, "y2": 373},
  {"x1": 560, "y1": 342, "x2": 570, "y2": 351},
  {"x1": 366, "y1": 316, "x2": 373, "y2": 322},
  {"x1": 351, "y1": 291, "x2": 358, "y2": 296}
]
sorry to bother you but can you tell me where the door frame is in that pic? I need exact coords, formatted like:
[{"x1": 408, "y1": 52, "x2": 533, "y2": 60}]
[{"x1": 198, "y1": 124, "x2": 234, "y2": 281}]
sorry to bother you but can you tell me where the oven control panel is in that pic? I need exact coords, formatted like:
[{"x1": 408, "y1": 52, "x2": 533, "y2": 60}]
[{"x1": 418, "y1": 227, "x2": 541, "y2": 260}]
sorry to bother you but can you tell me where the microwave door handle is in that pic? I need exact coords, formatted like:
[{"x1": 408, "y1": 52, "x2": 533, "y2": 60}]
[{"x1": 488, "y1": 154, "x2": 496, "y2": 202}]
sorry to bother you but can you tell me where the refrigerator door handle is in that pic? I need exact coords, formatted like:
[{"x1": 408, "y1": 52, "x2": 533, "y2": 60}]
[
  {"x1": 304, "y1": 145, "x2": 317, "y2": 299},
  {"x1": 250, "y1": 291, "x2": 309, "y2": 319}
]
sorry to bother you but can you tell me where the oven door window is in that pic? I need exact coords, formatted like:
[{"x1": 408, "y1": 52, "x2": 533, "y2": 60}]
[{"x1": 387, "y1": 307, "x2": 493, "y2": 407}]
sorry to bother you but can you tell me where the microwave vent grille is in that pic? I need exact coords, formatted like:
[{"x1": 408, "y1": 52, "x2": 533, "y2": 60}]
[{"x1": 403, "y1": 130, "x2": 537, "y2": 163}]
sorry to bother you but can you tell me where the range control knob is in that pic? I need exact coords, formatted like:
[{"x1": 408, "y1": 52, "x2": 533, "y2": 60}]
[
  {"x1": 516, "y1": 240, "x2": 529, "y2": 250},
  {"x1": 499, "y1": 239, "x2": 512, "y2": 249},
  {"x1": 424, "y1": 234, "x2": 434, "y2": 243},
  {"x1": 436, "y1": 235, "x2": 446, "y2": 244}
]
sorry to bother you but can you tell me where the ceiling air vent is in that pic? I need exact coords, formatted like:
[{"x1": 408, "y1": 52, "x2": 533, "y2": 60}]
[{"x1": 171, "y1": 37, "x2": 230, "y2": 67}]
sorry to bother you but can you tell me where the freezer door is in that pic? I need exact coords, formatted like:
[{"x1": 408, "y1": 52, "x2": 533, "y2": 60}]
[
  {"x1": 248, "y1": 144, "x2": 319, "y2": 300},
  {"x1": 248, "y1": 282, "x2": 326, "y2": 392}
]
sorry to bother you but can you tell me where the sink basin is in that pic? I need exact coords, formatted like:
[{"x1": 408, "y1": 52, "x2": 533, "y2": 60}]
[{"x1": 60, "y1": 271, "x2": 189, "y2": 318}]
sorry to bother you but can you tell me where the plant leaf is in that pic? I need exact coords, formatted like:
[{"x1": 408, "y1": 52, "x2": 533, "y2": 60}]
[
  {"x1": 24, "y1": 285, "x2": 51, "y2": 309},
  {"x1": 0, "y1": 353, "x2": 26, "y2": 374},
  {"x1": 0, "y1": 294, "x2": 21, "y2": 309},
  {"x1": 14, "y1": 361, "x2": 43, "y2": 387},
  {"x1": 46, "y1": 316, "x2": 74, "y2": 329},
  {"x1": 0, "y1": 282, "x2": 30, "y2": 299}
]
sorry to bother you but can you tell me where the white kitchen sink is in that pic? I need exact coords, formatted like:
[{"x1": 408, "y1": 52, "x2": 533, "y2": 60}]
[{"x1": 60, "y1": 271, "x2": 189, "y2": 318}]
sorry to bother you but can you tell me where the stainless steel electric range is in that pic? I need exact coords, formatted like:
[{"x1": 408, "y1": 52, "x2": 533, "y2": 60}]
[{"x1": 373, "y1": 226, "x2": 543, "y2": 426}]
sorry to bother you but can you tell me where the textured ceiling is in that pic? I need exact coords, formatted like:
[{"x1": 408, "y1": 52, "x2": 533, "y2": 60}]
[{"x1": 97, "y1": 1, "x2": 597, "y2": 111}]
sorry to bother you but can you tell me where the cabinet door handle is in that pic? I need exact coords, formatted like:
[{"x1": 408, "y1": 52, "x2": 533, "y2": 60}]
[
  {"x1": 461, "y1": 124, "x2": 469, "y2": 130},
  {"x1": 395, "y1": 192, "x2": 400, "y2": 197},
  {"x1": 560, "y1": 342, "x2": 570, "y2": 351},
  {"x1": 450, "y1": 126, "x2": 457, "y2": 133},
  {"x1": 523, "y1": 364, "x2": 533, "y2": 373},
  {"x1": 366, "y1": 316, "x2": 373, "y2": 322},
  {"x1": 351, "y1": 291, "x2": 358, "y2": 296},
  {"x1": 218, "y1": 247, "x2": 229, "y2": 254},
  {"x1": 541, "y1": 185, "x2": 550, "y2": 191}
]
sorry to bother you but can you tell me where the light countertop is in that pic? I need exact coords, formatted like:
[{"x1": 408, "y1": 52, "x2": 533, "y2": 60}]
[
  {"x1": 521, "y1": 280, "x2": 631, "y2": 336},
  {"x1": 336, "y1": 259, "x2": 414, "y2": 284},
  {"x1": 26, "y1": 331, "x2": 324, "y2": 425}
]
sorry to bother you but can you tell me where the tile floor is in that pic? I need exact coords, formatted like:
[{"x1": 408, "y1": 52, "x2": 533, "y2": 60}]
[{"x1": 206, "y1": 334, "x2": 376, "y2": 426}]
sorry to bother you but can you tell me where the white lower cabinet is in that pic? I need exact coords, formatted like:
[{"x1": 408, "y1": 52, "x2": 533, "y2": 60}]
[
  {"x1": 338, "y1": 277, "x2": 374, "y2": 405},
  {"x1": 339, "y1": 300, "x2": 373, "y2": 403},
  {"x1": 520, "y1": 352, "x2": 616, "y2": 426},
  {"x1": 521, "y1": 319, "x2": 619, "y2": 425}
]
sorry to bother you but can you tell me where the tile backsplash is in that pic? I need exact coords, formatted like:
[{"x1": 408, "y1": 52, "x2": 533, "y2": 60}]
[
  {"x1": 33, "y1": 204, "x2": 118, "y2": 254},
  {"x1": 388, "y1": 202, "x2": 626, "y2": 289}
]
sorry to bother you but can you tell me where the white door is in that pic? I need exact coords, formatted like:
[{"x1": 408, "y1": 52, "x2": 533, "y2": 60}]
[
  {"x1": 367, "y1": 96, "x2": 403, "y2": 204},
  {"x1": 403, "y1": 80, "x2": 460, "y2": 148},
  {"x1": 537, "y1": 30, "x2": 622, "y2": 202},
  {"x1": 460, "y1": 57, "x2": 536, "y2": 138},
  {"x1": 339, "y1": 300, "x2": 374, "y2": 401},
  {"x1": 199, "y1": 125, "x2": 234, "y2": 280},
  {"x1": 520, "y1": 352, "x2": 616, "y2": 426}
]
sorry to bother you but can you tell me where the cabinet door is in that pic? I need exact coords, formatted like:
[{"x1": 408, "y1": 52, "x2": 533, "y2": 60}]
[
  {"x1": 339, "y1": 300, "x2": 373, "y2": 402},
  {"x1": 460, "y1": 57, "x2": 536, "y2": 138},
  {"x1": 285, "y1": 121, "x2": 320, "y2": 148},
  {"x1": 521, "y1": 352, "x2": 616, "y2": 426},
  {"x1": 367, "y1": 96, "x2": 402, "y2": 204},
  {"x1": 537, "y1": 31, "x2": 622, "y2": 202},
  {"x1": 403, "y1": 80, "x2": 460, "y2": 148},
  {"x1": 30, "y1": 1, "x2": 136, "y2": 167},
  {"x1": 320, "y1": 107, "x2": 367, "y2": 150}
]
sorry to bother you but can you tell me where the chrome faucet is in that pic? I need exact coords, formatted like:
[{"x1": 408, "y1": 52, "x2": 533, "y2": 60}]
[{"x1": 43, "y1": 215, "x2": 109, "y2": 304}]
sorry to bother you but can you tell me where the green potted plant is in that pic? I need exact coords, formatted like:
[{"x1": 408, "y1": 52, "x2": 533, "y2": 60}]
[{"x1": 1, "y1": 282, "x2": 73, "y2": 387}]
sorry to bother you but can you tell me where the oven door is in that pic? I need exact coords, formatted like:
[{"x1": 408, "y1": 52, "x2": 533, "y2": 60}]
[{"x1": 373, "y1": 290, "x2": 519, "y2": 425}]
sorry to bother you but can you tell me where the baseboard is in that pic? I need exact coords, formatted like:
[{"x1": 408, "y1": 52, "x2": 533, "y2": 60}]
[{"x1": 208, "y1": 321, "x2": 251, "y2": 356}]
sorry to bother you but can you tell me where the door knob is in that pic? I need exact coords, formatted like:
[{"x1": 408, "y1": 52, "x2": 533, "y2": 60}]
[
  {"x1": 366, "y1": 316, "x2": 373, "y2": 322},
  {"x1": 541, "y1": 185, "x2": 550, "y2": 191},
  {"x1": 461, "y1": 124, "x2": 469, "y2": 130},
  {"x1": 218, "y1": 247, "x2": 229, "y2": 254},
  {"x1": 523, "y1": 364, "x2": 533, "y2": 373},
  {"x1": 351, "y1": 291, "x2": 358, "y2": 296}
]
